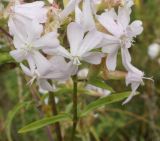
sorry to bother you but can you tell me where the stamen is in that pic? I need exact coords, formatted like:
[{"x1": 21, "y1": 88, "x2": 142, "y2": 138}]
[
  {"x1": 73, "y1": 56, "x2": 81, "y2": 66},
  {"x1": 120, "y1": 34, "x2": 134, "y2": 47},
  {"x1": 26, "y1": 70, "x2": 40, "y2": 86},
  {"x1": 27, "y1": 76, "x2": 36, "y2": 86},
  {"x1": 142, "y1": 76, "x2": 154, "y2": 82}
]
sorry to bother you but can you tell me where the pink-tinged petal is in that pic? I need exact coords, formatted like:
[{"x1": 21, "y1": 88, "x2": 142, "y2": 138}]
[
  {"x1": 67, "y1": 22, "x2": 84, "y2": 56},
  {"x1": 82, "y1": 52, "x2": 104, "y2": 65},
  {"x1": 106, "y1": 48, "x2": 119, "y2": 71},
  {"x1": 118, "y1": 6, "x2": 131, "y2": 29},
  {"x1": 10, "y1": 49, "x2": 27, "y2": 62},
  {"x1": 79, "y1": 30, "x2": 102, "y2": 55},
  {"x1": 20, "y1": 63, "x2": 32, "y2": 77},
  {"x1": 33, "y1": 32, "x2": 60, "y2": 49}
]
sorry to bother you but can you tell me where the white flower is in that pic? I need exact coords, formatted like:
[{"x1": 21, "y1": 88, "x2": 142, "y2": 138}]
[
  {"x1": 59, "y1": 0, "x2": 100, "y2": 21},
  {"x1": 121, "y1": 48, "x2": 145, "y2": 104},
  {"x1": 123, "y1": 70, "x2": 144, "y2": 105},
  {"x1": 98, "y1": 6, "x2": 143, "y2": 71},
  {"x1": 20, "y1": 56, "x2": 71, "y2": 92},
  {"x1": 20, "y1": 63, "x2": 54, "y2": 92},
  {"x1": 148, "y1": 43, "x2": 160, "y2": 59},
  {"x1": 8, "y1": 1, "x2": 47, "y2": 35},
  {"x1": 52, "y1": 22, "x2": 103, "y2": 74},
  {"x1": 75, "y1": 0, "x2": 96, "y2": 31},
  {"x1": 10, "y1": 20, "x2": 60, "y2": 76},
  {"x1": 77, "y1": 68, "x2": 89, "y2": 79},
  {"x1": 59, "y1": 0, "x2": 80, "y2": 20}
]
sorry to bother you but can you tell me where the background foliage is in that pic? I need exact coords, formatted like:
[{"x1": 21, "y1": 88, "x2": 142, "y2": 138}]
[{"x1": 0, "y1": 0, "x2": 160, "y2": 141}]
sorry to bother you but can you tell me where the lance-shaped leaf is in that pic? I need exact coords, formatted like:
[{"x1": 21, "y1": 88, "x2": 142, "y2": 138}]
[
  {"x1": 5, "y1": 101, "x2": 32, "y2": 141},
  {"x1": 88, "y1": 77, "x2": 115, "y2": 93},
  {"x1": 18, "y1": 113, "x2": 72, "y2": 133},
  {"x1": 80, "y1": 91, "x2": 139, "y2": 117}
]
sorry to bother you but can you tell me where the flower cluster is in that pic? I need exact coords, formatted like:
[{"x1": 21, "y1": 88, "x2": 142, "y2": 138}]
[{"x1": 8, "y1": 0, "x2": 145, "y2": 104}]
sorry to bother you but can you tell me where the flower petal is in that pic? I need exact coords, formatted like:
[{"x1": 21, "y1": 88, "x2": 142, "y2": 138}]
[
  {"x1": 129, "y1": 20, "x2": 143, "y2": 37},
  {"x1": 82, "y1": 52, "x2": 104, "y2": 64},
  {"x1": 26, "y1": 20, "x2": 43, "y2": 43},
  {"x1": 118, "y1": 6, "x2": 131, "y2": 29},
  {"x1": 67, "y1": 22, "x2": 84, "y2": 56},
  {"x1": 20, "y1": 63, "x2": 32, "y2": 77},
  {"x1": 81, "y1": 0, "x2": 96, "y2": 31},
  {"x1": 33, "y1": 51, "x2": 52, "y2": 75},
  {"x1": 14, "y1": 1, "x2": 47, "y2": 23},
  {"x1": 106, "y1": 48, "x2": 119, "y2": 71},
  {"x1": 10, "y1": 49, "x2": 26, "y2": 62},
  {"x1": 98, "y1": 9, "x2": 123, "y2": 36},
  {"x1": 79, "y1": 30, "x2": 102, "y2": 55},
  {"x1": 33, "y1": 32, "x2": 59, "y2": 49},
  {"x1": 37, "y1": 79, "x2": 53, "y2": 92},
  {"x1": 59, "y1": 0, "x2": 81, "y2": 20}
]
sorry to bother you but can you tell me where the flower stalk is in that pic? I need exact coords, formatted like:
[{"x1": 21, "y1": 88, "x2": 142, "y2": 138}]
[
  {"x1": 49, "y1": 92, "x2": 63, "y2": 141},
  {"x1": 71, "y1": 74, "x2": 78, "y2": 141}
]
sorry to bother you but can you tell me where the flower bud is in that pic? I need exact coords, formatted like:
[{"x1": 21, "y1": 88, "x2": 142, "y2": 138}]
[{"x1": 148, "y1": 43, "x2": 160, "y2": 59}]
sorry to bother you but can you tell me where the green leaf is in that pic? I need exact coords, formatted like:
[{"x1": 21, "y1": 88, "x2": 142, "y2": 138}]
[
  {"x1": 0, "y1": 52, "x2": 13, "y2": 64},
  {"x1": 18, "y1": 113, "x2": 71, "y2": 133},
  {"x1": 80, "y1": 91, "x2": 139, "y2": 117},
  {"x1": 5, "y1": 101, "x2": 31, "y2": 141},
  {"x1": 88, "y1": 77, "x2": 115, "y2": 93}
]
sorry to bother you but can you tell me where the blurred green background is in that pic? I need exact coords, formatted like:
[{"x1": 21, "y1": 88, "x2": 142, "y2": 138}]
[{"x1": 0, "y1": 0, "x2": 160, "y2": 141}]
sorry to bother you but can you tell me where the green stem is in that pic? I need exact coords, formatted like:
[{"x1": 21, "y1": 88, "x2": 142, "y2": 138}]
[
  {"x1": 49, "y1": 92, "x2": 63, "y2": 141},
  {"x1": 71, "y1": 75, "x2": 78, "y2": 141}
]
